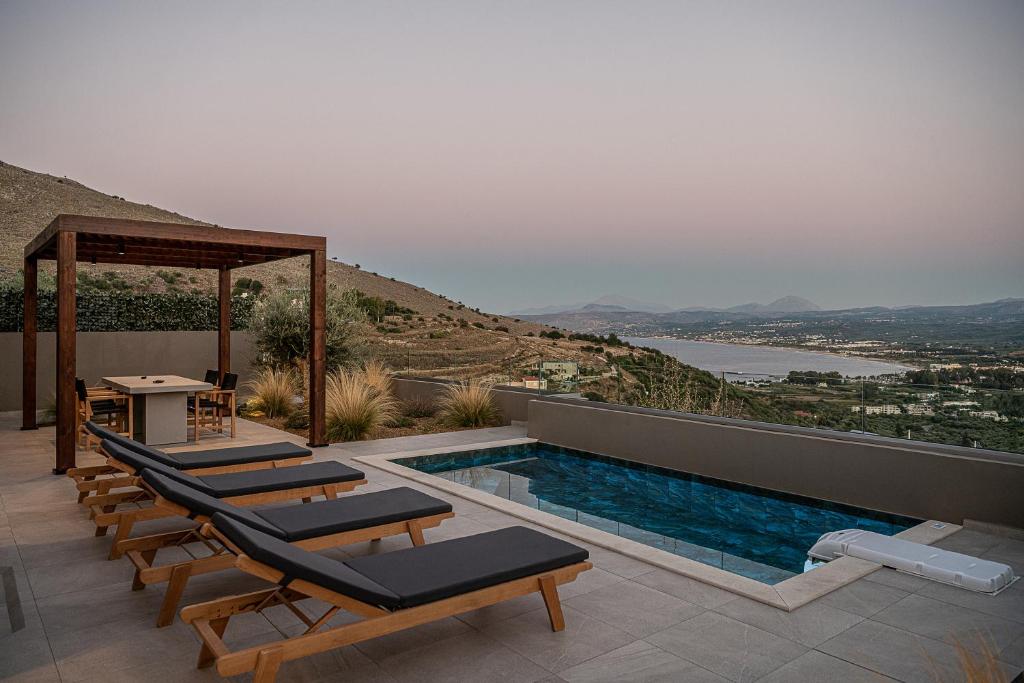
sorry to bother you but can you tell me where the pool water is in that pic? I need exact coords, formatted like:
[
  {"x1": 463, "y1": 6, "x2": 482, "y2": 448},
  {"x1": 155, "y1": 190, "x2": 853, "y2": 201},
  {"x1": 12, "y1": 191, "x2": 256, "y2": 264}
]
[{"x1": 394, "y1": 443, "x2": 919, "y2": 584}]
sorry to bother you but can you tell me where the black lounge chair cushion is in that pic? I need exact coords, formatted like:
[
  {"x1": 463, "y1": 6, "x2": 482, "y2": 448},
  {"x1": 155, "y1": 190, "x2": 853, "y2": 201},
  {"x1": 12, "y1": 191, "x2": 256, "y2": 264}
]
[
  {"x1": 253, "y1": 487, "x2": 453, "y2": 541},
  {"x1": 141, "y1": 470, "x2": 281, "y2": 535},
  {"x1": 345, "y1": 526, "x2": 589, "y2": 608},
  {"x1": 105, "y1": 440, "x2": 363, "y2": 497},
  {"x1": 212, "y1": 512, "x2": 403, "y2": 608},
  {"x1": 86, "y1": 421, "x2": 311, "y2": 469},
  {"x1": 198, "y1": 462, "x2": 362, "y2": 497},
  {"x1": 142, "y1": 470, "x2": 452, "y2": 542},
  {"x1": 212, "y1": 514, "x2": 589, "y2": 610}
]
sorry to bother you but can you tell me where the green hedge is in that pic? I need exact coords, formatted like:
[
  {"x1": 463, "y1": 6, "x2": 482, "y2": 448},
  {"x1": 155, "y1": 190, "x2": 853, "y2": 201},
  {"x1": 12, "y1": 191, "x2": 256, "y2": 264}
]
[{"x1": 0, "y1": 288, "x2": 255, "y2": 332}]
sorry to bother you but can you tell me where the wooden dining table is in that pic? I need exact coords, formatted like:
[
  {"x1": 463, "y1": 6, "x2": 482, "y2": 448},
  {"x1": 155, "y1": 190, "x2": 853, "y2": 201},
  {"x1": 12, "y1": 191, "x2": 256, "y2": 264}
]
[{"x1": 101, "y1": 375, "x2": 213, "y2": 445}]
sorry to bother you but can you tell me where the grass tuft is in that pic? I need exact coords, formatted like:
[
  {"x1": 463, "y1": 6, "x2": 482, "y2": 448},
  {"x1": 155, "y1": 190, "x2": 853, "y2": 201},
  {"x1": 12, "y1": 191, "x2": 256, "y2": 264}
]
[
  {"x1": 438, "y1": 382, "x2": 499, "y2": 427},
  {"x1": 325, "y1": 369, "x2": 398, "y2": 441},
  {"x1": 245, "y1": 367, "x2": 296, "y2": 418}
]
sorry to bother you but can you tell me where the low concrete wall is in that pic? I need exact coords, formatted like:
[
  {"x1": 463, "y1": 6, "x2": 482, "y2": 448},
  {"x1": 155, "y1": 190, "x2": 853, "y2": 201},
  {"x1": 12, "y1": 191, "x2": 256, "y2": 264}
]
[
  {"x1": 0, "y1": 331, "x2": 256, "y2": 412},
  {"x1": 527, "y1": 399, "x2": 1024, "y2": 529},
  {"x1": 392, "y1": 377, "x2": 562, "y2": 424}
]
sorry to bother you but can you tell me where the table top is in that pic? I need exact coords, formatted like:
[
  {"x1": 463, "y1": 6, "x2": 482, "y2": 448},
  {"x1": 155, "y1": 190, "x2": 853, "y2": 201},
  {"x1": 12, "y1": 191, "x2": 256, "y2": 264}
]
[{"x1": 102, "y1": 375, "x2": 214, "y2": 395}]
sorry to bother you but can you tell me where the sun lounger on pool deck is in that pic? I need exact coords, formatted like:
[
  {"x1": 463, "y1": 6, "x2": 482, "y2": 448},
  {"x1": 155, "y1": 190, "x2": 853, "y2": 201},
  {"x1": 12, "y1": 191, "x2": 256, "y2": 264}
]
[
  {"x1": 69, "y1": 421, "x2": 315, "y2": 500},
  {"x1": 86, "y1": 440, "x2": 366, "y2": 547},
  {"x1": 182, "y1": 514, "x2": 591, "y2": 681},
  {"x1": 119, "y1": 469, "x2": 455, "y2": 626}
]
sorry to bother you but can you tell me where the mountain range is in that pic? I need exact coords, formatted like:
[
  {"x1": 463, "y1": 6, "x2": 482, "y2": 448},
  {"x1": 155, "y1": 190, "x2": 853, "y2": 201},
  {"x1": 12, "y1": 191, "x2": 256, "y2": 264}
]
[{"x1": 510, "y1": 295, "x2": 821, "y2": 317}]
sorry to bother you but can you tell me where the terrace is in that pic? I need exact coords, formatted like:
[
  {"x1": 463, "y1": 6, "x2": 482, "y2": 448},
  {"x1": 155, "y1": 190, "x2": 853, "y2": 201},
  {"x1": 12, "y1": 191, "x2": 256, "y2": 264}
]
[{"x1": 2, "y1": 218, "x2": 1023, "y2": 682}]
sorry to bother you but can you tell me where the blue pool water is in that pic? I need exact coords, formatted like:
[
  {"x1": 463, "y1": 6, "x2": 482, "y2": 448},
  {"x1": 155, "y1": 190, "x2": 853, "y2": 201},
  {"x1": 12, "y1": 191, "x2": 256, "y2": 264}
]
[{"x1": 394, "y1": 444, "x2": 919, "y2": 584}]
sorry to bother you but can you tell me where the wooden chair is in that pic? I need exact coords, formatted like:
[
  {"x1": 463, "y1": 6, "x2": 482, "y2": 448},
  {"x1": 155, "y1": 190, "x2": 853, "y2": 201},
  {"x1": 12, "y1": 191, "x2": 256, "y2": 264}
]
[
  {"x1": 76, "y1": 378, "x2": 131, "y2": 449},
  {"x1": 181, "y1": 516, "x2": 591, "y2": 682},
  {"x1": 193, "y1": 372, "x2": 238, "y2": 441},
  {"x1": 119, "y1": 470, "x2": 453, "y2": 627}
]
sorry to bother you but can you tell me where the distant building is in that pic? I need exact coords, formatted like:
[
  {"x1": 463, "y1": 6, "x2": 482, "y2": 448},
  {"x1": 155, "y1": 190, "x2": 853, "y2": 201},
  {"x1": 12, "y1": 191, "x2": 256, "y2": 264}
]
[
  {"x1": 905, "y1": 404, "x2": 934, "y2": 416},
  {"x1": 942, "y1": 400, "x2": 980, "y2": 408},
  {"x1": 929, "y1": 363, "x2": 962, "y2": 370},
  {"x1": 851, "y1": 404, "x2": 901, "y2": 415},
  {"x1": 541, "y1": 361, "x2": 578, "y2": 382},
  {"x1": 521, "y1": 376, "x2": 547, "y2": 390},
  {"x1": 968, "y1": 410, "x2": 1007, "y2": 422}
]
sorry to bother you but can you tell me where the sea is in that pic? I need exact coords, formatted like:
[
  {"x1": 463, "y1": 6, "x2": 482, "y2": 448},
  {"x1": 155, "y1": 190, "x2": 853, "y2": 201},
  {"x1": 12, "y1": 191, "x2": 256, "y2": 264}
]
[{"x1": 623, "y1": 337, "x2": 912, "y2": 380}]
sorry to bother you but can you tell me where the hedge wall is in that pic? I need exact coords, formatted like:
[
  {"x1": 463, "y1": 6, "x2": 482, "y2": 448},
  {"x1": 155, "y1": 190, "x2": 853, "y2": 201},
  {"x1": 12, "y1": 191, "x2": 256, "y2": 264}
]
[{"x1": 0, "y1": 288, "x2": 255, "y2": 332}]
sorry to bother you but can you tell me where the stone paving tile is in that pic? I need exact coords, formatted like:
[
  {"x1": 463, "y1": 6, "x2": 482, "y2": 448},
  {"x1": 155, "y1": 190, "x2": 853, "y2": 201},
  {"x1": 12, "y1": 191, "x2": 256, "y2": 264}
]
[
  {"x1": 932, "y1": 528, "x2": 1004, "y2": 556},
  {"x1": 871, "y1": 593, "x2": 1024, "y2": 655},
  {"x1": 755, "y1": 650, "x2": 894, "y2": 682},
  {"x1": 714, "y1": 595, "x2": 864, "y2": 648},
  {"x1": 816, "y1": 577, "x2": 910, "y2": 618},
  {"x1": 914, "y1": 579, "x2": 1024, "y2": 625},
  {"x1": 860, "y1": 567, "x2": 932, "y2": 593},
  {"x1": 376, "y1": 629, "x2": 550, "y2": 683},
  {"x1": 817, "y1": 619, "x2": 1022, "y2": 683},
  {"x1": 558, "y1": 640, "x2": 729, "y2": 682},
  {"x1": 646, "y1": 611, "x2": 807, "y2": 683},
  {"x1": 482, "y1": 605, "x2": 635, "y2": 673},
  {"x1": 633, "y1": 568, "x2": 740, "y2": 609},
  {"x1": 564, "y1": 580, "x2": 704, "y2": 637}
]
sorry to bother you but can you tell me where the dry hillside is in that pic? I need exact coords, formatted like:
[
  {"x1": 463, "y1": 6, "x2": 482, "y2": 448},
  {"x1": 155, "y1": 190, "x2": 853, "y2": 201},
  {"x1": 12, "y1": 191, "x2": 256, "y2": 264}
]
[{"x1": 0, "y1": 160, "x2": 625, "y2": 383}]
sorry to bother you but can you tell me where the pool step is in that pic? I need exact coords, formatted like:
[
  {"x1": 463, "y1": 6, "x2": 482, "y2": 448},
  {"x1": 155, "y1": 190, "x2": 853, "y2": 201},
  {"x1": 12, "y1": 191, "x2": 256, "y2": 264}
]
[{"x1": 808, "y1": 529, "x2": 1017, "y2": 594}]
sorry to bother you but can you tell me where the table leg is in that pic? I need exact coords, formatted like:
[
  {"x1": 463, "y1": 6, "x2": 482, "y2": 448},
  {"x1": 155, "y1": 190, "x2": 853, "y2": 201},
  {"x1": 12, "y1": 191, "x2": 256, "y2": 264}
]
[{"x1": 143, "y1": 392, "x2": 187, "y2": 445}]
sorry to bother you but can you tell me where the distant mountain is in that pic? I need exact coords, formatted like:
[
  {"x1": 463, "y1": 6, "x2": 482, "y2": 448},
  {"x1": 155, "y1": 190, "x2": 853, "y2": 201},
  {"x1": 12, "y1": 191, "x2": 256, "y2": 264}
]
[
  {"x1": 727, "y1": 296, "x2": 821, "y2": 314},
  {"x1": 509, "y1": 294, "x2": 671, "y2": 316}
]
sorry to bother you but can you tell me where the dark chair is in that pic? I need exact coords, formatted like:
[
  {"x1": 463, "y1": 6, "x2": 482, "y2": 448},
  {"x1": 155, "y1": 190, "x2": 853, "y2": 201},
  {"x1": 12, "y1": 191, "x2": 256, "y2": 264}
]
[
  {"x1": 193, "y1": 372, "x2": 238, "y2": 440},
  {"x1": 204, "y1": 369, "x2": 221, "y2": 386},
  {"x1": 76, "y1": 378, "x2": 130, "y2": 448}
]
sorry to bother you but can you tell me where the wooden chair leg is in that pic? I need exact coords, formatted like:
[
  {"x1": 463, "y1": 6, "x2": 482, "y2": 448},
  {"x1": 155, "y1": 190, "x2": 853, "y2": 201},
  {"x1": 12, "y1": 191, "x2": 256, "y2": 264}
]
[
  {"x1": 197, "y1": 616, "x2": 229, "y2": 669},
  {"x1": 230, "y1": 396, "x2": 237, "y2": 437},
  {"x1": 407, "y1": 519, "x2": 425, "y2": 546},
  {"x1": 109, "y1": 515, "x2": 137, "y2": 559},
  {"x1": 156, "y1": 563, "x2": 193, "y2": 627},
  {"x1": 539, "y1": 575, "x2": 565, "y2": 631},
  {"x1": 253, "y1": 647, "x2": 284, "y2": 683},
  {"x1": 131, "y1": 549, "x2": 157, "y2": 591}
]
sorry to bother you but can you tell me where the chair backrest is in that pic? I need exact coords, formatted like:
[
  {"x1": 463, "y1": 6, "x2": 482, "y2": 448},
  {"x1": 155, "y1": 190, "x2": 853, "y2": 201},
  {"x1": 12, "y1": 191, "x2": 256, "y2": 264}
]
[
  {"x1": 220, "y1": 372, "x2": 239, "y2": 392},
  {"x1": 204, "y1": 369, "x2": 220, "y2": 386},
  {"x1": 75, "y1": 378, "x2": 88, "y2": 402},
  {"x1": 101, "y1": 440, "x2": 211, "y2": 494},
  {"x1": 86, "y1": 422, "x2": 178, "y2": 466},
  {"x1": 141, "y1": 470, "x2": 281, "y2": 535}
]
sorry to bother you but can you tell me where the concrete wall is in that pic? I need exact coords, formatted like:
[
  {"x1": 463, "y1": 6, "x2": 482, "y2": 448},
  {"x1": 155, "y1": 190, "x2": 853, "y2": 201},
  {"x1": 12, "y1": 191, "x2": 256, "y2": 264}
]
[
  {"x1": 392, "y1": 376, "x2": 551, "y2": 423},
  {"x1": 0, "y1": 331, "x2": 256, "y2": 412},
  {"x1": 527, "y1": 399, "x2": 1024, "y2": 529}
]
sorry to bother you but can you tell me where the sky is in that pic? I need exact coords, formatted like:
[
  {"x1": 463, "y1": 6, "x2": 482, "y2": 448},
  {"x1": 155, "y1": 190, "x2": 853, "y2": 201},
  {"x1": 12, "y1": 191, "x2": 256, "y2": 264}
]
[{"x1": 1, "y1": 1, "x2": 1022, "y2": 313}]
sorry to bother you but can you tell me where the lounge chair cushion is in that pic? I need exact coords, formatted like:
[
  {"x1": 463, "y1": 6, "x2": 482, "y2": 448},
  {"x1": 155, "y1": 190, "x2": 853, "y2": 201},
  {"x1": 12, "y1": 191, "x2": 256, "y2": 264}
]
[
  {"x1": 252, "y1": 487, "x2": 453, "y2": 542},
  {"x1": 212, "y1": 513, "x2": 403, "y2": 608},
  {"x1": 198, "y1": 462, "x2": 363, "y2": 497},
  {"x1": 141, "y1": 470, "x2": 280, "y2": 535},
  {"x1": 106, "y1": 440, "x2": 363, "y2": 497},
  {"x1": 212, "y1": 514, "x2": 589, "y2": 610},
  {"x1": 345, "y1": 526, "x2": 590, "y2": 608},
  {"x1": 87, "y1": 421, "x2": 311, "y2": 469}
]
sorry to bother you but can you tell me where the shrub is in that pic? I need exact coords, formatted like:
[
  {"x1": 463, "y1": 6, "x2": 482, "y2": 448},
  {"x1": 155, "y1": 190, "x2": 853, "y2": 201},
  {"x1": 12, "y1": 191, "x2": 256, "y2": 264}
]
[
  {"x1": 284, "y1": 408, "x2": 309, "y2": 430},
  {"x1": 360, "y1": 360, "x2": 393, "y2": 397},
  {"x1": 472, "y1": 321, "x2": 485, "y2": 329},
  {"x1": 249, "y1": 289, "x2": 366, "y2": 368},
  {"x1": 438, "y1": 383, "x2": 500, "y2": 428},
  {"x1": 244, "y1": 367, "x2": 296, "y2": 418},
  {"x1": 325, "y1": 370, "x2": 397, "y2": 441},
  {"x1": 494, "y1": 325, "x2": 509, "y2": 332},
  {"x1": 403, "y1": 395, "x2": 437, "y2": 418}
]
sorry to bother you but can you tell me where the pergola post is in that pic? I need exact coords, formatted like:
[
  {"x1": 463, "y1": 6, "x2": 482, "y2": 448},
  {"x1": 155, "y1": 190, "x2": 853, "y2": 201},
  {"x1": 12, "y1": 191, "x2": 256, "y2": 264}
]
[
  {"x1": 308, "y1": 249, "x2": 327, "y2": 446},
  {"x1": 21, "y1": 256, "x2": 38, "y2": 430},
  {"x1": 55, "y1": 231, "x2": 77, "y2": 473},
  {"x1": 218, "y1": 267, "x2": 231, "y2": 381}
]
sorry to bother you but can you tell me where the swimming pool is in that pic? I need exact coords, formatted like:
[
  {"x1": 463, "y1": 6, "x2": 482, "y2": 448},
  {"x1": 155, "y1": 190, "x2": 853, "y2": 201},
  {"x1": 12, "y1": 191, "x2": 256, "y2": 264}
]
[{"x1": 394, "y1": 443, "x2": 920, "y2": 584}]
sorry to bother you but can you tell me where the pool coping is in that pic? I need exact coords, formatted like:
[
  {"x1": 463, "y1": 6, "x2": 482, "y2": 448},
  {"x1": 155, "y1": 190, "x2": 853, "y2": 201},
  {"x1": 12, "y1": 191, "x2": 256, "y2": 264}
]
[{"x1": 353, "y1": 436, "x2": 961, "y2": 611}]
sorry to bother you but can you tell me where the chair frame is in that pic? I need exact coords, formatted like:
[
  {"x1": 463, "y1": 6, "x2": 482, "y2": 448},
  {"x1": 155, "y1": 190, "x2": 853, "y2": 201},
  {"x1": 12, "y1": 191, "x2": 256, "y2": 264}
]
[
  {"x1": 181, "y1": 523, "x2": 591, "y2": 682},
  {"x1": 192, "y1": 378, "x2": 237, "y2": 442},
  {"x1": 116, "y1": 492, "x2": 454, "y2": 627},
  {"x1": 78, "y1": 452, "x2": 367, "y2": 552},
  {"x1": 68, "y1": 439, "x2": 313, "y2": 503},
  {"x1": 76, "y1": 384, "x2": 133, "y2": 450}
]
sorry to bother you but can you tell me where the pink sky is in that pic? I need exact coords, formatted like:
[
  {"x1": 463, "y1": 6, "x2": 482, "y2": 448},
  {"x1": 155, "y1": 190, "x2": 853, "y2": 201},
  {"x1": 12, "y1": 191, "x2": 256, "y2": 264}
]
[{"x1": 1, "y1": 1, "x2": 1021, "y2": 311}]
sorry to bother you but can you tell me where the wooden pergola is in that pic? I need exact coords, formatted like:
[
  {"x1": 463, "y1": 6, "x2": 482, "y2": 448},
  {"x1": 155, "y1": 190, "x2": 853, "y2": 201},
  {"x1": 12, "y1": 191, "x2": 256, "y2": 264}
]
[{"x1": 22, "y1": 215, "x2": 329, "y2": 473}]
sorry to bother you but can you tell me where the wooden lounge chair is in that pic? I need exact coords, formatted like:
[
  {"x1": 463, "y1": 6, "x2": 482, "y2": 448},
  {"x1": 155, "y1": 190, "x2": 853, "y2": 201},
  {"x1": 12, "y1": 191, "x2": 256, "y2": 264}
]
[
  {"x1": 69, "y1": 421, "x2": 315, "y2": 502},
  {"x1": 182, "y1": 514, "x2": 591, "y2": 682},
  {"x1": 120, "y1": 469, "x2": 455, "y2": 626},
  {"x1": 85, "y1": 440, "x2": 367, "y2": 549}
]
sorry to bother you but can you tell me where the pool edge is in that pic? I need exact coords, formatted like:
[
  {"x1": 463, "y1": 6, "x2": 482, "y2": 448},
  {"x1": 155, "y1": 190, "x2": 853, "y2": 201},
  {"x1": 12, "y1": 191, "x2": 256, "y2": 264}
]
[{"x1": 352, "y1": 437, "x2": 961, "y2": 611}]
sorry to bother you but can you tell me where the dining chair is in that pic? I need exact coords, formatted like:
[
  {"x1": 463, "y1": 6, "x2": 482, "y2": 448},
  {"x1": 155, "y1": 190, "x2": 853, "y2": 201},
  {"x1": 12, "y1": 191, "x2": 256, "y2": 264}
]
[
  {"x1": 193, "y1": 372, "x2": 238, "y2": 441},
  {"x1": 76, "y1": 378, "x2": 131, "y2": 449}
]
